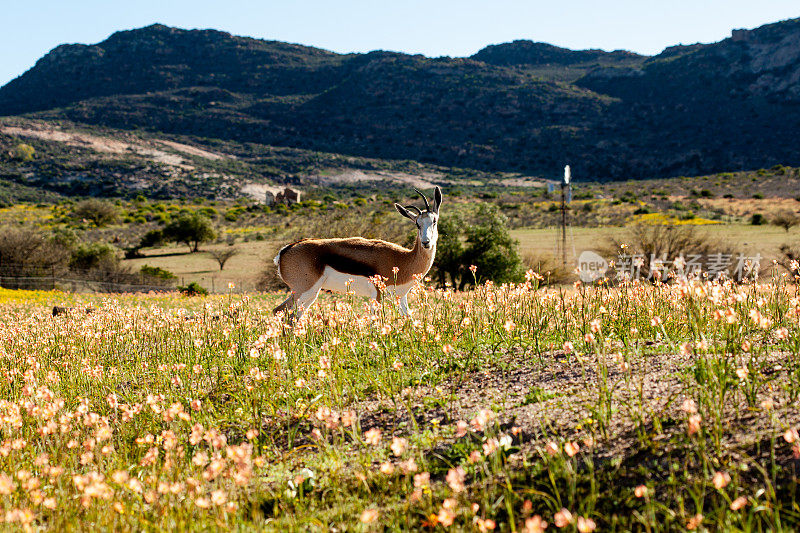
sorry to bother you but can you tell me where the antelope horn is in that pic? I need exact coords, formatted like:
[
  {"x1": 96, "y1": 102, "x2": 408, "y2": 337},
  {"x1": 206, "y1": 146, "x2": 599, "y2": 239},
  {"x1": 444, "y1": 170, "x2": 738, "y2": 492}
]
[
  {"x1": 413, "y1": 188, "x2": 430, "y2": 211},
  {"x1": 404, "y1": 205, "x2": 422, "y2": 216}
]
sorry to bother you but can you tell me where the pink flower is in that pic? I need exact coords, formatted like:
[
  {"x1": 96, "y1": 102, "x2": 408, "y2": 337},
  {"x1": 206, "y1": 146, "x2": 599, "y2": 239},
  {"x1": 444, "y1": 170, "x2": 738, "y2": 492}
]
[
  {"x1": 545, "y1": 442, "x2": 560, "y2": 456},
  {"x1": 438, "y1": 507, "x2": 456, "y2": 527},
  {"x1": 577, "y1": 517, "x2": 596, "y2": 532},
  {"x1": 712, "y1": 471, "x2": 731, "y2": 490},
  {"x1": 446, "y1": 467, "x2": 466, "y2": 493},
  {"x1": 391, "y1": 437, "x2": 408, "y2": 456},
  {"x1": 524, "y1": 515, "x2": 548, "y2": 533},
  {"x1": 554, "y1": 508, "x2": 573, "y2": 528},
  {"x1": 730, "y1": 496, "x2": 747, "y2": 510},
  {"x1": 360, "y1": 508, "x2": 379, "y2": 523},
  {"x1": 686, "y1": 514, "x2": 703, "y2": 530},
  {"x1": 687, "y1": 414, "x2": 702, "y2": 435},
  {"x1": 564, "y1": 441, "x2": 580, "y2": 457},
  {"x1": 364, "y1": 428, "x2": 382, "y2": 446},
  {"x1": 681, "y1": 399, "x2": 697, "y2": 414}
]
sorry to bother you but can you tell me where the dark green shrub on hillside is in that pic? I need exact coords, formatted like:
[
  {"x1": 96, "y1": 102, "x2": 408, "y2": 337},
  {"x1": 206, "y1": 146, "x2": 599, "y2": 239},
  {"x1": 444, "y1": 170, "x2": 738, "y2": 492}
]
[
  {"x1": 224, "y1": 207, "x2": 244, "y2": 222},
  {"x1": 750, "y1": 213, "x2": 765, "y2": 225},
  {"x1": 73, "y1": 199, "x2": 119, "y2": 227},
  {"x1": 11, "y1": 143, "x2": 35, "y2": 162},
  {"x1": 198, "y1": 206, "x2": 218, "y2": 218}
]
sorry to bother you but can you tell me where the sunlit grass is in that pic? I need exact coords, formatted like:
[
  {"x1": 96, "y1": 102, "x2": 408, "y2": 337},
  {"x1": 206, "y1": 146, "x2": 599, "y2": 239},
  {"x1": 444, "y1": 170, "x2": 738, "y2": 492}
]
[{"x1": 0, "y1": 270, "x2": 798, "y2": 530}]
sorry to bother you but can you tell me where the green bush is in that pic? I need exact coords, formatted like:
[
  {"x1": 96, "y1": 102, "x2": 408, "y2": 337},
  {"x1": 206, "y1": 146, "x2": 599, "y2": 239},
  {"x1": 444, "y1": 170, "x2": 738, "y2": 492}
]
[
  {"x1": 69, "y1": 243, "x2": 117, "y2": 271},
  {"x1": 750, "y1": 213, "x2": 765, "y2": 225},
  {"x1": 140, "y1": 265, "x2": 176, "y2": 280},
  {"x1": 139, "y1": 229, "x2": 165, "y2": 249},
  {"x1": 178, "y1": 281, "x2": 208, "y2": 296},
  {"x1": 11, "y1": 143, "x2": 35, "y2": 162},
  {"x1": 73, "y1": 199, "x2": 119, "y2": 227}
]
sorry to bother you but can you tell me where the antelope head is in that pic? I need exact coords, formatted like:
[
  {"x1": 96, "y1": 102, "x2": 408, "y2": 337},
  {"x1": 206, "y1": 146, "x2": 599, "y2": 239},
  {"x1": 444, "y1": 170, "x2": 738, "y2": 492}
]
[{"x1": 394, "y1": 187, "x2": 442, "y2": 250}]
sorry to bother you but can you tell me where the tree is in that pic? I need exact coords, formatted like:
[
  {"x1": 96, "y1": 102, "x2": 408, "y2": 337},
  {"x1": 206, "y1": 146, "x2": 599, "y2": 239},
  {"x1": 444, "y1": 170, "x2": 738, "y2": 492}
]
[
  {"x1": 0, "y1": 226, "x2": 72, "y2": 278},
  {"x1": 74, "y1": 199, "x2": 119, "y2": 227},
  {"x1": 432, "y1": 213, "x2": 466, "y2": 288},
  {"x1": 429, "y1": 205, "x2": 523, "y2": 289},
  {"x1": 164, "y1": 213, "x2": 216, "y2": 253},
  {"x1": 460, "y1": 205, "x2": 523, "y2": 289},
  {"x1": 208, "y1": 247, "x2": 239, "y2": 270},
  {"x1": 771, "y1": 211, "x2": 799, "y2": 233}
]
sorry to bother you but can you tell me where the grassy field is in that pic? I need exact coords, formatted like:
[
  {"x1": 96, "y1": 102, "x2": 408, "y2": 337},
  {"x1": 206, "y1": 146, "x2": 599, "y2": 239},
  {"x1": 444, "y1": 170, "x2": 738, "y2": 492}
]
[
  {"x1": 0, "y1": 273, "x2": 799, "y2": 530},
  {"x1": 513, "y1": 224, "x2": 797, "y2": 263},
  {"x1": 120, "y1": 224, "x2": 800, "y2": 292},
  {"x1": 123, "y1": 240, "x2": 275, "y2": 292}
]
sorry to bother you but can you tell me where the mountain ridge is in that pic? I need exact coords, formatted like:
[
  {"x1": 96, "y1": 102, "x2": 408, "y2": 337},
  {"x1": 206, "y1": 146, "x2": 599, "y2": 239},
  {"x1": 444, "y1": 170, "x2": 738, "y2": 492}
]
[{"x1": 2, "y1": 18, "x2": 800, "y2": 181}]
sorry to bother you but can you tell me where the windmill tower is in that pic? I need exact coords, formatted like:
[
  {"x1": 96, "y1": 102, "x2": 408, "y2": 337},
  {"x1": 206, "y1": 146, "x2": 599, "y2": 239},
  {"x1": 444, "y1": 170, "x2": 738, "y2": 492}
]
[{"x1": 557, "y1": 165, "x2": 573, "y2": 268}]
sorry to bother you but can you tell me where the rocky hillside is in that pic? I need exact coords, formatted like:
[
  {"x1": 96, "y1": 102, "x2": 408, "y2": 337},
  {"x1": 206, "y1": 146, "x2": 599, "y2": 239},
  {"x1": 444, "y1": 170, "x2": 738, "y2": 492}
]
[
  {"x1": 1, "y1": 19, "x2": 800, "y2": 182},
  {"x1": 0, "y1": 117, "x2": 502, "y2": 200}
]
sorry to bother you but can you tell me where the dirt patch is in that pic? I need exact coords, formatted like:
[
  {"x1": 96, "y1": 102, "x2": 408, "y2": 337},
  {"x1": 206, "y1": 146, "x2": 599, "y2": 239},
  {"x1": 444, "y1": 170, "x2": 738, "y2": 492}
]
[
  {"x1": 310, "y1": 169, "x2": 440, "y2": 188},
  {"x1": 499, "y1": 177, "x2": 548, "y2": 188},
  {"x1": 356, "y1": 346, "x2": 800, "y2": 461},
  {"x1": 2, "y1": 124, "x2": 194, "y2": 170},
  {"x1": 156, "y1": 140, "x2": 228, "y2": 161}
]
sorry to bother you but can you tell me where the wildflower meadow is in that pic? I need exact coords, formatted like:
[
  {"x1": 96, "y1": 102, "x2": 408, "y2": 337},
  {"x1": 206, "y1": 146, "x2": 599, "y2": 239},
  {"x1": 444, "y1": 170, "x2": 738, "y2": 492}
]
[{"x1": 0, "y1": 268, "x2": 799, "y2": 531}]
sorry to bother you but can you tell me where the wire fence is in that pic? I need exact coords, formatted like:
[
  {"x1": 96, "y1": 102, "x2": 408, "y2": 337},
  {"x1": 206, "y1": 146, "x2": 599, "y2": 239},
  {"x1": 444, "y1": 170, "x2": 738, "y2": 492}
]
[
  {"x1": 0, "y1": 275, "x2": 174, "y2": 293},
  {"x1": 0, "y1": 262, "x2": 259, "y2": 294}
]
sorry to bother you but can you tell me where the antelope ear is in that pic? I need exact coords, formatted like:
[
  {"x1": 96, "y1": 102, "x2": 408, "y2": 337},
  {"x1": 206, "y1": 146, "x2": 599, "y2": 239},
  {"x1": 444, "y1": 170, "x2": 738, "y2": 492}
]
[
  {"x1": 394, "y1": 203, "x2": 415, "y2": 220},
  {"x1": 433, "y1": 186, "x2": 443, "y2": 213}
]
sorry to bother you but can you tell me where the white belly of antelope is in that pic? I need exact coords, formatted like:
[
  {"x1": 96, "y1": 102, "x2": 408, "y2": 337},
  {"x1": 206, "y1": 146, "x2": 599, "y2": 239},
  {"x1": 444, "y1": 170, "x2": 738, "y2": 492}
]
[{"x1": 320, "y1": 267, "x2": 379, "y2": 299}]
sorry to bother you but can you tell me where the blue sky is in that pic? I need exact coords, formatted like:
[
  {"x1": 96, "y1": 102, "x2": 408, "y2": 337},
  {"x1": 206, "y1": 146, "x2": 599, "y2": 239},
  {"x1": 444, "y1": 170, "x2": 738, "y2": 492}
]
[{"x1": 2, "y1": 0, "x2": 798, "y2": 86}]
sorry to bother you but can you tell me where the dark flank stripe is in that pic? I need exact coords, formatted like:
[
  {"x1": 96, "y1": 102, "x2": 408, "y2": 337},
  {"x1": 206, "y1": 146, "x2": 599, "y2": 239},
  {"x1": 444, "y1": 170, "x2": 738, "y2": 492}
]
[{"x1": 320, "y1": 252, "x2": 378, "y2": 279}]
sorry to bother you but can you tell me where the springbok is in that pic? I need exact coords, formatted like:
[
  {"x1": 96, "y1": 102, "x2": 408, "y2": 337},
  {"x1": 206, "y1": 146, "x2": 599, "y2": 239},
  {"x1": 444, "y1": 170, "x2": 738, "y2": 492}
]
[{"x1": 273, "y1": 187, "x2": 442, "y2": 320}]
